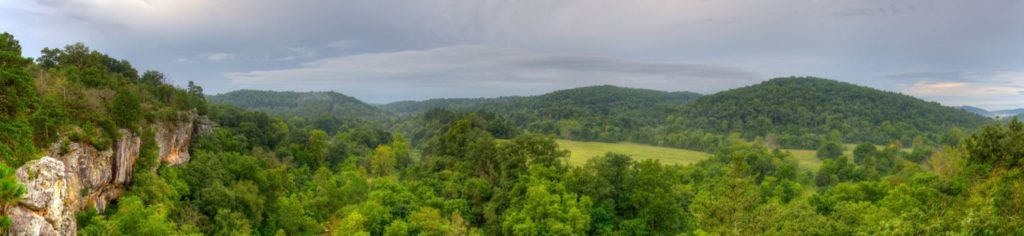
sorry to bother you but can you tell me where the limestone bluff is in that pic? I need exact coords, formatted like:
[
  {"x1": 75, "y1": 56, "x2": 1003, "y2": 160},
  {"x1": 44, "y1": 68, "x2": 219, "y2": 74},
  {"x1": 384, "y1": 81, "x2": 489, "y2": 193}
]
[{"x1": 5, "y1": 112, "x2": 212, "y2": 236}]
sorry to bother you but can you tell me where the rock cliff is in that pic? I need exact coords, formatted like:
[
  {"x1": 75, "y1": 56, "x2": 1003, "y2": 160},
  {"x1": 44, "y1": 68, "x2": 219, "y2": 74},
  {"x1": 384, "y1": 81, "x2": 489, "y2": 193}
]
[{"x1": 5, "y1": 112, "x2": 211, "y2": 235}]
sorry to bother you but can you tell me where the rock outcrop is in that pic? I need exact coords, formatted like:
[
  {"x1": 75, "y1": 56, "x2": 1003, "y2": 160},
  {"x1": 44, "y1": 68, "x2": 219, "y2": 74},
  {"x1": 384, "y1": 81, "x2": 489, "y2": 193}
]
[
  {"x1": 6, "y1": 111, "x2": 211, "y2": 234},
  {"x1": 7, "y1": 157, "x2": 76, "y2": 236},
  {"x1": 156, "y1": 112, "x2": 199, "y2": 165}
]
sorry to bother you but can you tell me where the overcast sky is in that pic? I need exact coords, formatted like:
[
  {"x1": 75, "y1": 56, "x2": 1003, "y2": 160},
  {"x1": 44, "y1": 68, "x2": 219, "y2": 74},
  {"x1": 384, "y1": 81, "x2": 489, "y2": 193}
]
[{"x1": 2, "y1": 0, "x2": 1023, "y2": 109}]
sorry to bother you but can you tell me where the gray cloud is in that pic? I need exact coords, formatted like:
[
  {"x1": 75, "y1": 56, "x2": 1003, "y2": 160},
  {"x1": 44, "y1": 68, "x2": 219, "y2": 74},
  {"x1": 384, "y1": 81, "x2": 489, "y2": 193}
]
[
  {"x1": 225, "y1": 45, "x2": 761, "y2": 103},
  {"x1": 2, "y1": 0, "x2": 1023, "y2": 109}
]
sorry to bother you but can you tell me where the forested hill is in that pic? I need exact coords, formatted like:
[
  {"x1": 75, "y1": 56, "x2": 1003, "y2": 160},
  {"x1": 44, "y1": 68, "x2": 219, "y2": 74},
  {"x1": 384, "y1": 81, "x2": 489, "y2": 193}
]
[
  {"x1": 384, "y1": 85, "x2": 703, "y2": 142},
  {"x1": 380, "y1": 85, "x2": 701, "y2": 117},
  {"x1": 673, "y1": 77, "x2": 993, "y2": 147},
  {"x1": 209, "y1": 90, "x2": 391, "y2": 121},
  {"x1": 379, "y1": 96, "x2": 521, "y2": 117}
]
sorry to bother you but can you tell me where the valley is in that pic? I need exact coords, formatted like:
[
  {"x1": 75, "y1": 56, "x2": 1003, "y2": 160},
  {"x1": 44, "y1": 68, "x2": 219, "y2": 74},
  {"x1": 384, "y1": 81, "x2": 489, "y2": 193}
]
[{"x1": 1, "y1": 32, "x2": 1022, "y2": 235}]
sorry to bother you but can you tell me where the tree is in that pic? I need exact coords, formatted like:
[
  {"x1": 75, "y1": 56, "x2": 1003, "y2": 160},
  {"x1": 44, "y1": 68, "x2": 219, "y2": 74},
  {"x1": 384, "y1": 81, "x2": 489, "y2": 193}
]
[
  {"x1": 269, "y1": 195, "x2": 320, "y2": 235},
  {"x1": 141, "y1": 70, "x2": 166, "y2": 84},
  {"x1": 963, "y1": 119, "x2": 1024, "y2": 169},
  {"x1": 0, "y1": 32, "x2": 38, "y2": 165},
  {"x1": 371, "y1": 145, "x2": 397, "y2": 176},
  {"x1": 112, "y1": 89, "x2": 142, "y2": 129},
  {"x1": 332, "y1": 212, "x2": 370, "y2": 236},
  {"x1": 817, "y1": 142, "x2": 844, "y2": 160},
  {"x1": 187, "y1": 81, "x2": 204, "y2": 98},
  {"x1": 815, "y1": 156, "x2": 862, "y2": 187},
  {"x1": 853, "y1": 143, "x2": 877, "y2": 164},
  {"x1": 80, "y1": 196, "x2": 186, "y2": 235},
  {"x1": 308, "y1": 129, "x2": 330, "y2": 167},
  {"x1": 501, "y1": 166, "x2": 591, "y2": 235},
  {"x1": 409, "y1": 207, "x2": 451, "y2": 236},
  {"x1": 391, "y1": 134, "x2": 413, "y2": 169}
]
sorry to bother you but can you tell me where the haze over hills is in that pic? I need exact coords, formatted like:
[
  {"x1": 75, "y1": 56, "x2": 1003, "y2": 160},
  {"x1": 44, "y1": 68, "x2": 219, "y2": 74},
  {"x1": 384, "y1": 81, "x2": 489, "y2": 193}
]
[{"x1": 960, "y1": 106, "x2": 1024, "y2": 118}]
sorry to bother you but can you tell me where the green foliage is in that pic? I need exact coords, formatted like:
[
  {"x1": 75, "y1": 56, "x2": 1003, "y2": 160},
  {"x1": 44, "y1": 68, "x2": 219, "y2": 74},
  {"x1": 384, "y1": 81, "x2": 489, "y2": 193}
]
[
  {"x1": 675, "y1": 77, "x2": 991, "y2": 148},
  {"x1": 371, "y1": 145, "x2": 397, "y2": 176},
  {"x1": 112, "y1": 89, "x2": 142, "y2": 130},
  {"x1": 964, "y1": 119, "x2": 1024, "y2": 169},
  {"x1": 209, "y1": 90, "x2": 390, "y2": 121},
  {"x1": 11, "y1": 31, "x2": 1022, "y2": 235},
  {"x1": 80, "y1": 196, "x2": 194, "y2": 235},
  {"x1": 385, "y1": 85, "x2": 702, "y2": 145},
  {"x1": 0, "y1": 32, "x2": 39, "y2": 166},
  {"x1": 816, "y1": 142, "x2": 844, "y2": 160}
]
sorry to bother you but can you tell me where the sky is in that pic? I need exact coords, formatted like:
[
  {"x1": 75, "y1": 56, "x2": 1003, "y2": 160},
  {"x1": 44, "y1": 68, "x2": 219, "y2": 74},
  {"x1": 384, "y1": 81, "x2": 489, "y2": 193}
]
[{"x1": 2, "y1": 0, "x2": 1023, "y2": 109}]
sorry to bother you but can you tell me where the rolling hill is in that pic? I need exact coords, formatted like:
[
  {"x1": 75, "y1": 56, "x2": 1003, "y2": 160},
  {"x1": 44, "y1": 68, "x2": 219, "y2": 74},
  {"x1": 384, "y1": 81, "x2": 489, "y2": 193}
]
[
  {"x1": 383, "y1": 85, "x2": 703, "y2": 142},
  {"x1": 208, "y1": 90, "x2": 391, "y2": 121},
  {"x1": 673, "y1": 77, "x2": 992, "y2": 148}
]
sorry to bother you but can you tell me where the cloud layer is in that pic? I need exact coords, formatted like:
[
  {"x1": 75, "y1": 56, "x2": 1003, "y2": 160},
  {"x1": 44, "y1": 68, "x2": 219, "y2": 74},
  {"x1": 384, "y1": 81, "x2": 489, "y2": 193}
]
[
  {"x1": 225, "y1": 46, "x2": 760, "y2": 102},
  {"x1": 2, "y1": 0, "x2": 1023, "y2": 109}
]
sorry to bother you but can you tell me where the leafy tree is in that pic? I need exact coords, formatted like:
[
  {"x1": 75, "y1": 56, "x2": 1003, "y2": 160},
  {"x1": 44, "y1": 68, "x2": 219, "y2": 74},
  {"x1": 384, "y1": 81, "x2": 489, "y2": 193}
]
[
  {"x1": 213, "y1": 209, "x2": 252, "y2": 236},
  {"x1": 371, "y1": 145, "x2": 397, "y2": 176},
  {"x1": 817, "y1": 142, "x2": 844, "y2": 160},
  {"x1": 963, "y1": 119, "x2": 1024, "y2": 169},
  {"x1": 141, "y1": 70, "x2": 166, "y2": 84},
  {"x1": 0, "y1": 32, "x2": 38, "y2": 166},
  {"x1": 815, "y1": 157, "x2": 862, "y2": 187},
  {"x1": 112, "y1": 89, "x2": 142, "y2": 129},
  {"x1": 187, "y1": 81, "x2": 204, "y2": 98},
  {"x1": 502, "y1": 166, "x2": 591, "y2": 235},
  {"x1": 409, "y1": 207, "x2": 451, "y2": 236},
  {"x1": 269, "y1": 195, "x2": 320, "y2": 235},
  {"x1": 852, "y1": 143, "x2": 877, "y2": 164},
  {"x1": 80, "y1": 196, "x2": 190, "y2": 235},
  {"x1": 332, "y1": 212, "x2": 370, "y2": 236}
]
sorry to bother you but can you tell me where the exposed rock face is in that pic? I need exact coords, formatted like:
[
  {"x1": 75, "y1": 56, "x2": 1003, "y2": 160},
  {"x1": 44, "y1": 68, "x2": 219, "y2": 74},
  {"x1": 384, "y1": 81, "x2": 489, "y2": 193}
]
[
  {"x1": 7, "y1": 157, "x2": 76, "y2": 236},
  {"x1": 7, "y1": 112, "x2": 211, "y2": 234},
  {"x1": 40, "y1": 130, "x2": 139, "y2": 213},
  {"x1": 157, "y1": 114, "x2": 195, "y2": 165}
]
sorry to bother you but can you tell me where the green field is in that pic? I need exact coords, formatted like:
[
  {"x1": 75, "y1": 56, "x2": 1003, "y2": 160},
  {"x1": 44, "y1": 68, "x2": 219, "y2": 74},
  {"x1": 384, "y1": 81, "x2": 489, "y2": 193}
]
[
  {"x1": 783, "y1": 144, "x2": 859, "y2": 170},
  {"x1": 557, "y1": 139, "x2": 834, "y2": 170},
  {"x1": 556, "y1": 139, "x2": 711, "y2": 166}
]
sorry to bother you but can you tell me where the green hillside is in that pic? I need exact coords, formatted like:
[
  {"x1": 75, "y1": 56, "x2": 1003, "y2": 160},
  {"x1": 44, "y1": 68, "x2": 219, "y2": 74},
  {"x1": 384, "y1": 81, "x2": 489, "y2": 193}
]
[
  {"x1": 673, "y1": 77, "x2": 992, "y2": 148},
  {"x1": 209, "y1": 90, "x2": 391, "y2": 121},
  {"x1": 383, "y1": 85, "x2": 702, "y2": 143}
]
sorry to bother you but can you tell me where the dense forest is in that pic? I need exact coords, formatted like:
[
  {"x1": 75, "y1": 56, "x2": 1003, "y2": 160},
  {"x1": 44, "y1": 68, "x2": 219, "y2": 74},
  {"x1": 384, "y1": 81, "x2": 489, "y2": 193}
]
[
  {"x1": 3, "y1": 33, "x2": 1024, "y2": 235},
  {"x1": 671, "y1": 77, "x2": 992, "y2": 148},
  {"x1": 234, "y1": 78, "x2": 989, "y2": 151},
  {"x1": 210, "y1": 90, "x2": 391, "y2": 122}
]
